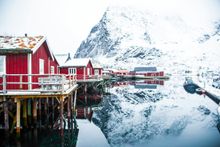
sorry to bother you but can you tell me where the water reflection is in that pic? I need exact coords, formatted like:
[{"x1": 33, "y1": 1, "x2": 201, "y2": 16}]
[{"x1": 91, "y1": 77, "x2": 220, "y2": 147}]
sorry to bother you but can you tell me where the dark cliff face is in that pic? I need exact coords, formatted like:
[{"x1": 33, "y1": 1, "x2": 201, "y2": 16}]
[{"x1": 74, "y1": 11, "x2": 118, "y2": 58}]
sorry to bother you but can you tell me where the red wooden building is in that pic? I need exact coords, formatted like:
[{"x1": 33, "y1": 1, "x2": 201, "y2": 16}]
[
  {"x1": 0, "y1": 35, "x2": 59, "y2": 90},
  {"x1": 59, "y1": 58, "x2": 94, "y2": 80},
  {"x1": 92, "y1": 63, "x2": 103, "y2": 77}
]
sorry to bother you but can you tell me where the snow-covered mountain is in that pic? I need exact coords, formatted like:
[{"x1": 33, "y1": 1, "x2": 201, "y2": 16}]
[{"x1": 75, "y1": 6, "x2": 220, "y2": 75}]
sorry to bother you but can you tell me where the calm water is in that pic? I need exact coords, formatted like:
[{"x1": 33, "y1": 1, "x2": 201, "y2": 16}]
[
  {"x1": 77, "y1": 77, "x2": 220, "y2": 147},
  {"x1": 1, "y1": 76, "x2": 220, "y2": 147}
]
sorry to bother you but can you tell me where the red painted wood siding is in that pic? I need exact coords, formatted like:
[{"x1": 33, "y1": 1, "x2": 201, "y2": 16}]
[
  {"x1": 60, "y1": 67, "x2": 68, "y2": 74},
  {"x1": 59, "y1": 60, "x2": 94, "y2": 80},
  {"x1": 31, "y1": 42, "x2": 52, "y2": 88},
  {"x1": 5, "y1": 54, "x2": 28, "y2": 89}
]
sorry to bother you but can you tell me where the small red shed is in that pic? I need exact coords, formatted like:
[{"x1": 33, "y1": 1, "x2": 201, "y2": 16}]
[
  {"x1": 59, "y1": 58, "x2": 94, "y2": 80},
  {"x1": 92, "y1": 63, "x2": 103, "y2": 77},
  {"x1": 0, "y1": 35, "x2": 59, "y2": 90}
]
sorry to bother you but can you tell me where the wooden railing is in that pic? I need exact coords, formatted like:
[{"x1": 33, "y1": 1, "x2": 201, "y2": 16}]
[
  {"x1": 0, "y1": 74, "x2": 76, "y2": 94},
  {"x1": 75, "y1": 74, "x2": 103, "y2": 81}
]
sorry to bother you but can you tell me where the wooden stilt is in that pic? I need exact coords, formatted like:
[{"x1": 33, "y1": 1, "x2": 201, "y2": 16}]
[
  {"x1": 73, "y1": 90, "x2": 77, "y2": 112},
  {"x1": 38, "y1": 98, "x2": 42, "y2": 128},
  {"x1": 52, "y1": 97, "x2": 55, "y2": 126},
  {"x1": 27, "y1": 99, "x2": 32, "y2": 126},
  {"x1": 4, "y1": 97, "x2": 9, "y2": 130},
  {"x1": 23, "y1": 100, "x2": 28, "y2": 128},
  {"x1": 67, "y1": 96, "x2": 71, "y2": 119},
  {"x1": 60, "y1": 96, "x2": 64, "y2": 136},
  {"x1": 16, "y1": 98, "x2": 21, "y2": 137},
  {"x1": 33, "y1": 99, "x2": 37, "y2": 127}
]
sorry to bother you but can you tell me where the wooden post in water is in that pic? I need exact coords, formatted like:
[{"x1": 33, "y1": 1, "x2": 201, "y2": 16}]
[
  {"x1": 73, "y1": 90, "x2": 77, "y2": 112},
  {"x1": 60, "y1": 96, "x2": 64, "y2": 136},
  {"x1": 33, "y1": 99, "x2": 37, "y2": 127},
  {"x1": 16, "y1": 98, "x2": 21, "y2": 136},
  {"x1": 27, "y1": 99, "x2": 32, "y2": 126},
  {"x1": 38, "y1": 98, "x2": 42, "y2": 128},
  {"x1": 22, "y1": 100, "x2": 28, "y2": 128},
  {"x1": 4, "y1": 97, "x2": 9, "y2": 131},
  {"x1": 67, "y1": 95, "x2": 71, "y2": 119},
  {"x1": 52, "y1": 97, "x2": 55, "y2": 126}
]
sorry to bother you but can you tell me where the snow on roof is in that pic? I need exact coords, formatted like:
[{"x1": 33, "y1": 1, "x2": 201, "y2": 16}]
[
  {"x1": 92, "y1": 63, "x2": 103, "y2": 69},
  {"x1": 54, "y1": 54, "x2": 69, "y2": 66},
  {"x1": 0, "y1": 36, "x2": 44, "y2": 50},
  {"x1": 60, "y1": 58, "x2": 91, "y2": 67}
]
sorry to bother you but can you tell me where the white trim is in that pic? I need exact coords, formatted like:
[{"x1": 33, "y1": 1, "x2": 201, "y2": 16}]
[
  {"x1": 28, "y1": 53, "x2": 32, "y2": 90},
  {"x1": 0, "y1": 55, "x2": 6, "y2": 74},
  {"x1": 51, "y1": 66, "x2": 55, "y2": 74},
  {"x1": 68, "y1": 67, "x2": 76, "y2": 75},
  {"x1": 94, "y1": 69, "x2": 99, "y2": 75},
  {"x1": 32, "y1": 36, "x2": 54, "y2": 61},
  {"x1": 39, "y1": 59, "x2": 44, "y2": 74}
]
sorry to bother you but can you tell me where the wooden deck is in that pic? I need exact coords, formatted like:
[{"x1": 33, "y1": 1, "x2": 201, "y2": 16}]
[{"x1": 0, "y1": 74, "x2": 78, "y2": 136}]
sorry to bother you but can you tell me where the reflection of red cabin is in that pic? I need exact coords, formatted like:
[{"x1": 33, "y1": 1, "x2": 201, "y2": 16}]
[
  {"x1": 0, "y1": 36, "x2": 59, "y2": 90},
  {"x1": 59, "y1": 58, "x2": 94, "y2": 80}
]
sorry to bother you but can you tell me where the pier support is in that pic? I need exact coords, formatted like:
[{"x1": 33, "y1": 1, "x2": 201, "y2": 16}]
[
  {"x1": 27, "y1": 99, "x2": 32, "y2": 126},
  {"x1": 16, "y1": 98, "x2": 21, "y2": 136},
  {"x1": 73, "y1": 90, "x2": 77, "y2": 112},
  {"x1": 60, "y1": 96, "x2": 64, "y2": 136},
  {"x1": 38, "y1": 99, "x2": 42, "y2": 128},
  {"x1": 4, "y1": 98, "x2": 9, "y2": 131},
  {"x1": 33, "y1": 99, "x2": 37, "y2": 127},
  {"x1": 23, "y1": 100, "x2": 28, "y2": 128}
]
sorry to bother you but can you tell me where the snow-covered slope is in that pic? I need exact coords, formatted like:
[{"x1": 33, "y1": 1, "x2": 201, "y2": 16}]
[{"x1": 75, "y1": 6, "x2": 220, "y2": 75}]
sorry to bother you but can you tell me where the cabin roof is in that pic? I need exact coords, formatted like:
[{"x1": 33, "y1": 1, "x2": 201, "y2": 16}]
[
  {"x1": 54, "y1": 54, "x2": 69, "y2": 66},
  {"x1": 60, "y1": 58, "x2": 91, "y2": 67},
  {"x1": 0, "y1": 36, "x2": 44, "y2": 50},
  {"x1": 134, "y1": 67, "x2": 157, "y2": 72},
  {"x1": 0, "y1": 35, "x2": 54, "y2": 60},
  {"x1": 92, "y1": 63, "x2": 103, "y2": 69}
]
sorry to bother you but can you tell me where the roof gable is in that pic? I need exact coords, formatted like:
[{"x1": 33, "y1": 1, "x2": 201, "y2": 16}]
[{"x1": 0, "y1": 36, "x2": 54, "y2": 60}]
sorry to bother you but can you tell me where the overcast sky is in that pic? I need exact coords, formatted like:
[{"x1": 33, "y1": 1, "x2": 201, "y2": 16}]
[{"x1": 0, "y1": 0, "x2": 220, "y2": 54}]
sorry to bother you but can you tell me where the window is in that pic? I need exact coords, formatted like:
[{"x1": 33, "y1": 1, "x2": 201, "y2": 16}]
[
  {"x1": 0, "y1": 56, "x2": 6, "y2": 74},
  {"x1": 94, "y1": 69, "x2": 99, "y2": 75},
  {"x1": 68, "y1": 68, "x2": 76, "y2": 75},
  {"x1": 39, "y1": 59, "x2": 44, "y2": 74},
  {"x1": 87, "y1": 68, "x2": 91, "y2": 75},
  {"x1": 51, "y1": 66, "x2": 55, "y2": 74}
]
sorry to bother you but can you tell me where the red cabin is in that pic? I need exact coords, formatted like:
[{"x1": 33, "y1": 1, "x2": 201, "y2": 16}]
[
  {"x1": 0, "y1": 36, "x2": 59, "y2": 90},
  {"x1": 59, "y1": 58, "x2": 94, "y2": 80},
  {"x1": 92, "y1": 63, "x2": 103, "y2": 77}
]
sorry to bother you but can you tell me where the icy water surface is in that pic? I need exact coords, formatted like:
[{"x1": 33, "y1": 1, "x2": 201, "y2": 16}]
[
  {"x1": 77, "y1": 77, "x2": 220, "y2": 147},
  {"x1": 1, "y1": 77, "x2": 220, "y2": 147}
]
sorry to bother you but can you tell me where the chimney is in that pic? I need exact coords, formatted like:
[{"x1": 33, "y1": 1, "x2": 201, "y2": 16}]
[
  {"x1": 65, "y1": 53, "x2": 71, "y2": 63},
  {"x1": 25, "y1": 33, "x2": 27, "y2": 37}
]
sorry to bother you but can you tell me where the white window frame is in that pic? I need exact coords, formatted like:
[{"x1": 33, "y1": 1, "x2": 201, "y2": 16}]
[
  {"x1": 39, "y1": 59, "x2": 44, "y2": 74},
  {"x1": 87, "y1": 68, "x2": 91, "y2": 75},
  {"x1": 68, "y1": 68, "x2": 76, "y2": 75},
  {"x1": 94, "y1": 69, "x2": 99, "y2": 75},
  {"x1": 0, "y1": 56, "x2": 6, "y2": 74},
  {"x1": 50, "y1": 66, "x2": 55, "y2": 74}
]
